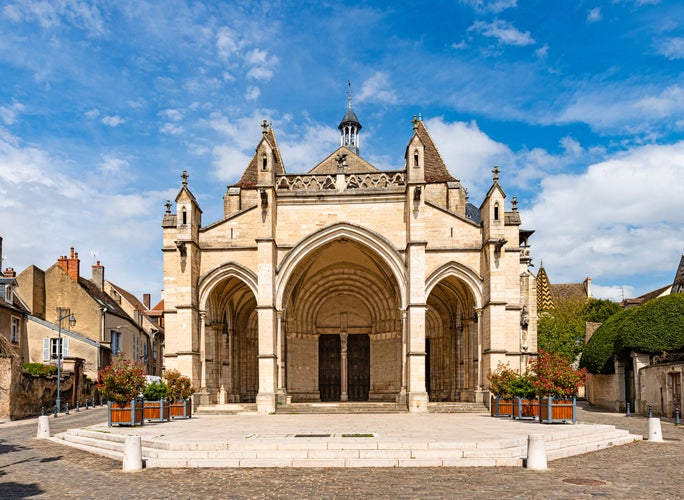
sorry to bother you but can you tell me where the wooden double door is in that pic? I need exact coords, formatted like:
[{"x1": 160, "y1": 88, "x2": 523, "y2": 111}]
[{"x1": 319, "y1": 334, "x2": 370, "y2": 401}]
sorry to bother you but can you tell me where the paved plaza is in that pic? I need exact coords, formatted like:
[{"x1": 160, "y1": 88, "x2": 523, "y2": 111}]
[{"x1": 1, "y1": 402, "x2": 683, "y2": 498}]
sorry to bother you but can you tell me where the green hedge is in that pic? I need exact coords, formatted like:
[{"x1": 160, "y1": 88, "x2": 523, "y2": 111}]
[
  {"x1": 22, "y1": 363, "x2": 58, "y2": 377},
  {"x1": 580, "y1": 293, "x2": 684, "y2": 374}
]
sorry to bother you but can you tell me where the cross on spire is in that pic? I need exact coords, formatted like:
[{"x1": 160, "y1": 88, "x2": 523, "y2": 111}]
[
  {"x1": 492, "y1": 165, "x2": 500, "y2": 182},
  {"x1": 181, "y1": 170, "x2": 189, "y2": 186},
  {"x1": 165, "y1": 200, "x2": 172, "y2": 214},
  {"x1": 347, "y1": 80, "x2": 352, "y2": 110},
  {"x1": 262, "y1": 119, "x2": 268, "y2": 134},
  {"x1": 512, "y1": 196, "x2": 518, "y2": 211}
]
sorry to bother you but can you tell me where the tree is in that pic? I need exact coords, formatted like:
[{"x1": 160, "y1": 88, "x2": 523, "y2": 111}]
[{"x1": 538, "y1": 297, "x2": 621, "y2": 363}]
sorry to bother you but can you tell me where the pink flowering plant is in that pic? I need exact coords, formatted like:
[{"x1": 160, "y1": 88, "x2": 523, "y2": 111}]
[
  {"x1": 528, "y1": 349, "x2": 587, "y2": 398},
  {"x1": 97, "y1": 358, "x2": 146, "y2": 404},
  {"x1": 163, "y1": 369, "x2": 195, "y2": 402}
]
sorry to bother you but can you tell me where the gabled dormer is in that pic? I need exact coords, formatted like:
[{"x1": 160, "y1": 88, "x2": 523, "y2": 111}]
[{"x1": 480, "y1": 166, "x2": 507, "y2": 246}]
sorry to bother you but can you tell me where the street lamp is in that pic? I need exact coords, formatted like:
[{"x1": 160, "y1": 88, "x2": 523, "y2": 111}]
[{"x1": 55, "y1": 307, "x2": 76, "y2": 413}]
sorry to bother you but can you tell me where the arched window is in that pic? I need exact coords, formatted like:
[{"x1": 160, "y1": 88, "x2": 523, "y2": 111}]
[
  {"x1": 182, "y1": 207, "x2": 187, "y2": 225},
  {"x1": 414, "y1": 150, "x2": 419, "y2": 167},
  {"x1": 262, "y1": 154, "x2": 268, "y2": 171},
  {"x1": 494, "y1": 203, "x2": 499, "y2": 221}
]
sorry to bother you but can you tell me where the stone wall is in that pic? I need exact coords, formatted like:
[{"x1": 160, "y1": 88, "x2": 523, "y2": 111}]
[{"x1": 0, "y1": 357, "x2": 99, "y2": 420}]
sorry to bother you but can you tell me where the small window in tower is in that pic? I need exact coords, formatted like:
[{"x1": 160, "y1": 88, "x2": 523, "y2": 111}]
[
  {"x1": 414, "y1": 150, "x2": 419, "y2": 167},
  {"x1": 182, "y1": 208, "x2": 187, "y2": 225},
  {"x1": 262, "y1": 154, "x2": 267, "y2": 170},
  {"x1": 494, "y1": 204, "x2": 499, "y2": 221}
]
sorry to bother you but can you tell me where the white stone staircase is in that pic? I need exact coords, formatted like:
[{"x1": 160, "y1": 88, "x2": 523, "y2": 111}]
[{"x1": 51, "y1": 424, "x2": 640, "y2": 468}]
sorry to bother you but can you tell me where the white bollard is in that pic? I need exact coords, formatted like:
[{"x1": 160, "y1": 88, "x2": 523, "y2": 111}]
[
  {"x1": 526, "y1": 433, "x2": 547, "y2": 470},
  {"x1": 648, "y1": 417, "x2": 664, "y2": 442},
  {"x1": 122, "y1": 435, "x2": 143, "y2": 472},
  {"x1": 36, "y1": 415, "x2": 51, "y2": 439}
]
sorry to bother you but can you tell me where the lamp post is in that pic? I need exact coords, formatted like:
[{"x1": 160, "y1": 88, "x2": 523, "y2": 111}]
[{"x1": 55, "y1": 307, "x2": 76, "y2": 413}]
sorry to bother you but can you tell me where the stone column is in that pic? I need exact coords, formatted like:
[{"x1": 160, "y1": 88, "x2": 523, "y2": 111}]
[
  {"x1": 256, "y1": 238, "x2": 277, "y2": 414},
  {"x1": 340, "y1": 333, "x2": 349, "y2": 402}
]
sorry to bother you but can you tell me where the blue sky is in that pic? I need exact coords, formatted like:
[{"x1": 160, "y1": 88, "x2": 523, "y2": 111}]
[{"x1": 1, "y1": 0, "x2": 683, "y2": 305}]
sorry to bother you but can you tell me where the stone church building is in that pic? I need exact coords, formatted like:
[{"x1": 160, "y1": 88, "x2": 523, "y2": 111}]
[{"x1": 162, "y1": 101, "x2": 537, "y2": 413}]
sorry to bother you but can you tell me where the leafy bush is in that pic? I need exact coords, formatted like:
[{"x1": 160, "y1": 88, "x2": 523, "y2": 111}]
[
  {"x1": 614, "y1": 293, "x2": 684, "y2": 355},
  {"x1": 529, "y1": 349, "x2": 586, "y2": 398},
  {"x1": 580, "y1": 294, "x2": 684, "y2": 374},
  {"x1": 488, "y1": 363, "x2": 536, "y2": 398},
  {"x1": 97, "y1": 359, "x2": 146, "y2": 404},
  {"x1": 163, "y1": 369, "x2": 194, "y2": 401},
  {"x1": 142, "y1": 380, "x2": 170, "y2": 400},
  {"x1": 487, "y1": 363, "x2": 518, "y2": 398},
  {"x1": 22, "y1": 363, "x2": 57, "y2": 377}
]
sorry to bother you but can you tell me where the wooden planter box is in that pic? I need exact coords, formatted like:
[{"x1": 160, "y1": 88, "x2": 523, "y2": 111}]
[
  {"x1": 169, "y1": 399, "x2": 192, "y2": 419},
  {"x1": 144, "y1": 399, "x2": 170, "y2": 422},
  {"x1": 108, "y1": 400, "x2": 144, "y2": 427},
  {"x1": 513, "y1": 397, "x2": 539, "y2": 420},
  {"x1": 539, "y1": 396, "x2": 576, "y2": 424},
  {"x1": 490, "y1": 396, "x2": 513, "y2": 417}
]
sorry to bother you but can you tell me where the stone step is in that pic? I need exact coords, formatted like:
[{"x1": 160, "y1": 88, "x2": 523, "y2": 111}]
[
  {"x1": 53, "y1": 422, "x2": 641, "y2": 469},
  {"x1": 427, "y1": 402, "x2": 489, "y2": 413},
  {"x1": 195, "y1": 403, "x2": 257, "y2": 415},
  {"x1": 275, "y1": 402, "x2": 408, "y2": 414}
]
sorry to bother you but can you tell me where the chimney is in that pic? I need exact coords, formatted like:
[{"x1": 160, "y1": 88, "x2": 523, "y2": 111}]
[
  {"x1": 584, "y1": 276, "x2": 592, "y2": 299},
  {"x1": 143, "y1": 293, "x2": 151, "y2": 309},
  {"x1": 3, "y1": 267, "x2": 16, "y2": 278},
  {"x1": 57, "y1": 247, "x2": 80, "y2": 282},
  {"x1": 91, "y1": 260, "x2": 104, "y2": 290}
]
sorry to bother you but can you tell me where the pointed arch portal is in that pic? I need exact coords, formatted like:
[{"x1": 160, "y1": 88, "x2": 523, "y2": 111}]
[{"x1": 281, "y1": 236, "x2": 402, "y2": 402}]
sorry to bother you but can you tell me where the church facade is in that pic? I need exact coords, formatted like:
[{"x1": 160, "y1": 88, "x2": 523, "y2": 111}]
[{"x1": 162, "y1": 103, "x2": 537, "y2": 413}]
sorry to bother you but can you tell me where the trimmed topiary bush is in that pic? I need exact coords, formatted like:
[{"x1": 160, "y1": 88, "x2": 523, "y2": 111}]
[{"x1": 580, "y1": 293, "x2": 684, "y2": 374}]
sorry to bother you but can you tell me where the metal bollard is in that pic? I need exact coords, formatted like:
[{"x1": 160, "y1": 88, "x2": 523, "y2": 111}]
[
  {"x1": 676, "y1": 408, "x2": 681, "y2": 426},
  {"x1": 85, "y1": 399, "x2": 89, "y2": 410},
  {"x1": 76, "y1": 401, "x2": 80, "y2": 412},
  {"x1": 648, "y1": 405, "x2": 653, "y2": 418},
  {"x1": 626, "y1": 402, "x2": 630, "y2": 417},
  {"x1": 41, "y1": 406, "x2": 45, "y2": 416},
  {"x1": 65, "y1": 403, "x2": 69, "y2": 415},
  {"x1": 53, "y1": 405, "x2": 58, "y2": 417}
]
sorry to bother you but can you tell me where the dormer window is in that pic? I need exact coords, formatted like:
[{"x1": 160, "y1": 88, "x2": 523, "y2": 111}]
[
  {"x1": 182, "y1": 207, "x2": 187, "y2": 225},
  {"x1": 494, "y1": 203, "x2": 499, "y2": 221},
  {"x1": 262, "y1": 154, "x2": 268, "y2": 170},
  {"x1": 4, "y1": 284, "x2": 12, "y2": 304},
  {"x1": 414, "y1": 150, "x2": 419, "y2": 168}
]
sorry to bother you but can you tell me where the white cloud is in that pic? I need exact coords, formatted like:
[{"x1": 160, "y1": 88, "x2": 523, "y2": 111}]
[
  {"x1": 2, "y1": 0, "x2": 105, "y2": 35},
  {"x1": 424, "y1": 118, "x2": 511, "y2": 197},
  {"x1": 216, "y1": 26, "x2": 240, "y2": 61},
  {"x1": 160, "y1": 123, "x2": 184, "y2": 135},
  {"x1": 101, "y1": 115, "x2": 125, "y2": 127},
  {"x1": 592, "y1": 284, "x2": 635, "y2": 302},
  {"x1": 469, "y1": 20, "x2": 535, "y2": 46},
  {"x1": 247, "y1": 67, "x2": 274, "y2": 81},
  {"x1": 97, "y1": 154, "x2": 130, "y2": 175},
  {"x1": 525, "y1": 141, "x2": 684, "y2": 286},
  {"x1": 0, "y1": 101, "x2": 25, "y2": 125},
  {"x1": 85, "y1": 109, "x2": 100, "y2": 119},
  {"x1": 658, "y1": 37, "x2": 684, "y2": 60},
  {"x1": 587, "y1": 7, "x2": 602, "y2": 23},
  {"x1": 357, "y1": 72, "x2": 398, "y2": 105},
  {"x1": 245, "y1": 86, "x2": 261, "y2": 101},
  {"x1": 461, "y1": 0, "x2": 517, "y2": 13},
  {"x1": 160, "y1": 109, "x2": 183, "y2": 121}
]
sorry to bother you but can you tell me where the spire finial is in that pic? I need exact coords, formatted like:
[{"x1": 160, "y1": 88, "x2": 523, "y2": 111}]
[
  {"x1": 261, "y1": 119, "x2": 268, "y2": 134},
  {"x1": 347, "y1": 80, "x2": 352, "y2": 110},
  {"x1": 165, "y1": 200, "x2": 172, "y2": 213},
  {"x1": 412, "y1": 115, "x2": 419, "y2": 130},
  {"x1": 512, "y1": 196, "x2": 518, "y2": 211},
  {"x1": 492, "y1": 165, "x2": 500, "y2": 182},
  {"x1": 181, "y1": 170, "x2": 188, "y2": 186}
]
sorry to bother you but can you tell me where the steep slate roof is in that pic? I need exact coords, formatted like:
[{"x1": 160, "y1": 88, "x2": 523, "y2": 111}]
[
  {"x1": 308, "y1": 146, "x2": 379, "y2": 174},
  {"x1": 550, "y1": 283, "x2": 589, "y2": 303},
  {"x1": 622, "y1": 284, "x2": 672, "y2": 308},
  {"x1": 410, "y1": 120, "x2": 457, "y2": 183},
  {"x1": 536, "y1": 264, "x2": 590, "y2": 311},
  {"x1": 109, "y1": 282, "x2": 147, "y2": 312},
  {"x1": 233, "y1": 127, "x2": 286, "y2": 188}
]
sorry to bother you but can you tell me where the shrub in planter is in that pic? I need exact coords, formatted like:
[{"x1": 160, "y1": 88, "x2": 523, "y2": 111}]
[
  {"x1": 98, "y1": 359, "x2": 146, "y2": 427},
  {"x1": 529, "y1": 350, "x2": 586, "y2": 423},
  {"x1": 142, "y1": 380, "x2": 170, "y2": 400},
  {"x1": 164, "y1": 369, "x2": 195, "y2": 419},
  {"x1": 97, "y1": 359, "x2": 146, "y2": 404},
  {"x1": 488, "y1": 363, "x2": 517, "y2": 416}
]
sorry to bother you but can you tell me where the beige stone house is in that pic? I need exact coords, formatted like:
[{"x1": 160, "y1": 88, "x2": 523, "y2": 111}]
[
  {"x1": 16, "y1": 248, "x2": 155, "y2": 379},
  {"x1": 162, "y1": 106, "x2": 537, "y2": 413}
]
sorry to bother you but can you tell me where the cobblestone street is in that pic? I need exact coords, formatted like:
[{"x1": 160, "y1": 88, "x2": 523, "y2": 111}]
[{"x1": 1, "y1": 404, "x2": 682, "y2": 499}]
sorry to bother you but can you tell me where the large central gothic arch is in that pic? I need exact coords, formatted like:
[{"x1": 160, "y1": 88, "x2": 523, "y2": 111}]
[{"x1": 278, "y1": 225, "x2": 405, "y2": 402}]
